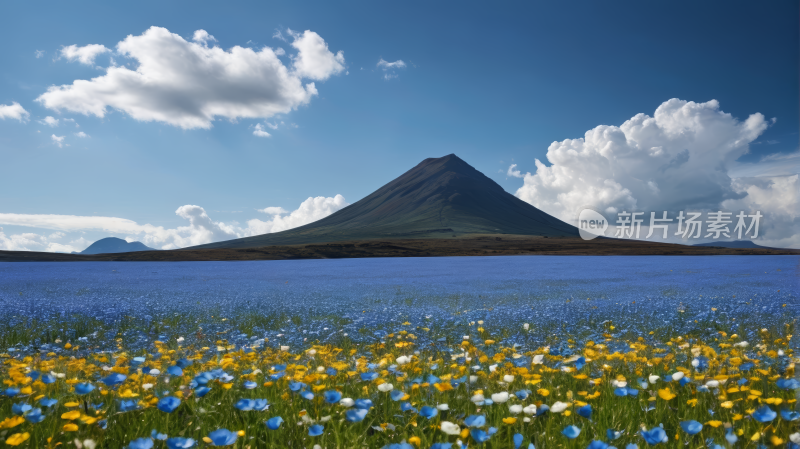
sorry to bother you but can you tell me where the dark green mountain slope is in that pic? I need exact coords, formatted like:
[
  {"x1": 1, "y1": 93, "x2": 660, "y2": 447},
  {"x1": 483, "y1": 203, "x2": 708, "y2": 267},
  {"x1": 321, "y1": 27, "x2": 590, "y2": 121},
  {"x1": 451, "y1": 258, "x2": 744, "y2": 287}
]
[
  {"x1": 191, "y1": 154, "x2": 578, "y2": 249},
  {"x1": 80, "y1": 237, "x2": 154, "y2": 254}
]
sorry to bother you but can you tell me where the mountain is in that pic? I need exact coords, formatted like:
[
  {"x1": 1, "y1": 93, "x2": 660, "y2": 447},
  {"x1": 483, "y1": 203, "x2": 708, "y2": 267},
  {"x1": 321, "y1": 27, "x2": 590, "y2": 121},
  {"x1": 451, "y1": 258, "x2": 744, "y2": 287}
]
[
  {"x1": 192, "y1": 154, "x2": 579, "y2": 249},
  {"x1": 693, "y1": 240, "x2": 773, "y2": 249},
  {"x1": 80, "y1": 237, "x2": 154, "y2": 254}
]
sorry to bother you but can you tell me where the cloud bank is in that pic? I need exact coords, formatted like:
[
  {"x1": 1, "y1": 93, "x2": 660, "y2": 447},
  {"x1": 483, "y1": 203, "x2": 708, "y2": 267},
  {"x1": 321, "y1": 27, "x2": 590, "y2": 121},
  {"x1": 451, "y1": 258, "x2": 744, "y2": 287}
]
[
  {"x1": 512, "y1": 98, "x2": 798, "y2": 247},
  {"x1": 37, "y1": 27, "x2": 345, "y2": 129},
  {"x1": 0, "y1": 195, "x2": 349, "y2": 252}
]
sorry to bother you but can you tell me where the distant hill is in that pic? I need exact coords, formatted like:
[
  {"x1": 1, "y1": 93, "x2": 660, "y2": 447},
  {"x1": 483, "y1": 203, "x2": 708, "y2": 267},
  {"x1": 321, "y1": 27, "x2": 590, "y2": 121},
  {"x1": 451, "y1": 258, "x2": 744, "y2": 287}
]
[
  {"x1": 80, "y1": 237, "x2": 154, "y2": 255},
  {"x1": 694, "y1": 241, "x2": 772, "y2": 249},
  {"x1": 191, "y1": 154, "x2": 579, "y2": 249}
]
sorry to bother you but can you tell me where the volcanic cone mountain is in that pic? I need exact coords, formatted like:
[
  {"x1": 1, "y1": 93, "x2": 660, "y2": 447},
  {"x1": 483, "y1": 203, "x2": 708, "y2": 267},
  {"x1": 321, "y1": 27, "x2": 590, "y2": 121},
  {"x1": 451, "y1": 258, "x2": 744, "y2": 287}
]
[{"x1": 192, "y1": 154, "x2": 578, "y2": 249}]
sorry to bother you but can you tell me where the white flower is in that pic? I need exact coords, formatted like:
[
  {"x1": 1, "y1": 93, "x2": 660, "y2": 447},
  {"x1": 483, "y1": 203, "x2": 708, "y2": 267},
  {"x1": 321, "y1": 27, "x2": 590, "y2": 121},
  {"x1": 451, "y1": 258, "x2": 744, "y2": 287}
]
[
  {"x1": 142, "y1": 383, "x2": 154, "y2": 390},
  {"x1": 280, "y1": 345, "x2": 290, "y2": 351},
  {"x1": 339, "y1": 398, "x2": 354, "y2": 407},
  {"x1": 378, "y1": 383, "x2": 394, "y2": 392},
  {"x1": 672, "y1": 372, "x2": 685, "y2": 381},
  {"x1": 470, "y1": 393, "x2": 485, "y2": 404},
  {"x1": 469, "y1": 375, "x2": 478, "y2": 383},
  {"x1": 149, "y1": 369, "x2": 160, "y2": 376},
  {"x1": 491, "y1": 392, "x2": 509, "y2": 403},
  {"x1": 523, "y1": 417, "x2": 531, "y2": 422},
  {"x1": 691, "y1": 358, "x2": 700, "y2": 367},
  {"x1": 705, "y1": 380, "x2": 719, "y2": 388},
  {"x1": 317, "y1": 366, "x2": 325, "y2": 373},
  {"x1": 477, "y1": 320, "x2": 484, "y2": 325},
  {"x1": 319, "y1": 415, "x2": 332, "y2": 422},
  {"x1": 733, "y1": 341, "x2": 749, "y2": 348},
  {"x1": 550, "y1": 401, "x2": 568, "y2": 413},
  {"x1": 523, "y1": 323, "x2": 529, "y2": 330},
  {"x1": 396, "y1": 356, "x2": 411, "y2": 365},
  {"x1": 176, "y1": 337, "x2": 184, "y2": 344},
  {"x1": 503, "y1": 374, "x2": 515, "y2": 383},
  {"x1": 789, "y1": 432, "x2": 800, "y2": 444},
  {"x1": 523, "y1": 404, "x2": 537, "y2": 415},
  {"x1": 437, "y1": 403, "x2": 449, "y2": 411},
  {"x1": 489, "y1": 364, "x2": 497, "y2": 372},
  {"x1": 462, "y1": 336, "x2": 470, "y2": 340},
  {"x1": 508, "y1": 404, "x2": 522, "y2": 414},
  {"x1": 307, "y1": 349, "x2": 317, "y2": 356},
  {"x1": 611, "y1": 379, "x2": 627, "y2": 388},
  {"x1": 778, "y1": 349, "x2": 784, "y2": 356},
  {"x1": 648, "y1": 374, "x2": 660, "y2": 384},
  {"x1": 83, "y1": 440, "x2": 97, "y2": 449},
  {"x1": 441, "y1": 421, "x2": 461, "y2": 435},
  {"x1": 532, "y1": 354, "x2": 545, "y2": 365}
]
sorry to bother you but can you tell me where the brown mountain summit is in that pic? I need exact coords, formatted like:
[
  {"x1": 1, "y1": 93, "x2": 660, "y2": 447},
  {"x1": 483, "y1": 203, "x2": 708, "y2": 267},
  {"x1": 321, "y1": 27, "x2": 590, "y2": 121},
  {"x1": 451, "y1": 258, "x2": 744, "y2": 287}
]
[{"x1": 192, "y1": 154, "x2": 578, "y2": 249}]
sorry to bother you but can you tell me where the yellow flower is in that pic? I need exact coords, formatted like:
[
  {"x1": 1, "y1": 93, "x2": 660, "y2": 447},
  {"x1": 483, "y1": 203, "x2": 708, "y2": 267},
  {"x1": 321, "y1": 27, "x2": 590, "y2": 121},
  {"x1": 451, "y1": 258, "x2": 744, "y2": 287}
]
[
  {"x1": 537, "y1": 388, "x2": 550, "y2": 396},
  {"x1": 237, "y1": 430, "x2": 245, "y2": 437},
  {"x1": 63, "y1": 423, "x2": 79, "y2": 431},
  {"x1": 5, "y1": 432, "x2": 29, "y2": 446},
  {"x1": 657, "y1": 387, "x2": 676, "y2": 400},
  {"x1": 61, "y1": 410, "x2": 81, "y2": 420},
  {"x1": 434, "y1": 382, "x2": 453, "y2": 392},
  {"x1": 686, "y1": 398, "x2": 698, "y2": 407},
  {"x1": 408, "y1": 436, "x2": 421, "y2": 446},
  {"x1": 484, "y1": 340, "x2": 496, "y2": 345},
  {"x1": 222, "y1": 383, "x2": 233, "y2": 389},
  {"x1": 771, "y1": 436, "x2": 784, "y2": 446},
  {"x1": 203, "y1": 437, "x2": 212, "y2": 443},
  {"x1": 706, "y1": 420, "x2": 722, "y2": 427},
  {"x1": 0, "y1": 416, "x2": 24, "y2": 429},
  {"x1": 64, "y1": 401, "x2": 80, "y2": 407},
  {"x1": 750, "y1": 431, "x2": 761, "y2": 441},
  {"x1": 720, "y1": 401, "x2": 734, "y2": 408},
  {"x1": 502, "y1": 417, "x2": 517, "y2": 424}
]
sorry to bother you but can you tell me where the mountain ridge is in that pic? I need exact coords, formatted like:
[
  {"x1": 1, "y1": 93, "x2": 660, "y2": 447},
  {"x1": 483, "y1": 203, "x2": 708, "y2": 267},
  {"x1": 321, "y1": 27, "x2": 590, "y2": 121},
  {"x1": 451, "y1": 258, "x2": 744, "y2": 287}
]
[
  {"x1": 80, "y1": 237, "x2": 154, "y2": 255},
  {"x1": 191, "y1": 154, "x2": 578, "y2": 249}
]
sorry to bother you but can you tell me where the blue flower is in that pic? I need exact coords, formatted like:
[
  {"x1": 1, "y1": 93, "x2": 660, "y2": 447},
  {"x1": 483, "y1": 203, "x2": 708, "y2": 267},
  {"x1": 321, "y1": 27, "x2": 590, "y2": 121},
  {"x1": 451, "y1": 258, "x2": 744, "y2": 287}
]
[
  {"x1": 208, "y1": 429, "x2": 237, "y2": 446},
  {"x1": 289, "y1": 382, "x2": 306, "y2": 392},
  {"x1": 577, "y1": 404, "x2": 592, "y2": 418},
  {"x1": 24, "y1": 408, "x2": 45, "y2": 423},
  {"x1": 361, "y1": 372, "x2": 379, "y2": 381},
  {"x1": 465, "y1": 415, "x2": 486, "y2": 427},
  {"x1": 780, "y1": 409, "x2": 799, "y2": 421},
  {"x1": 191, "y1": 385, "x2": 209, "y2": 397},
  {"x1": 626, "y1": 445, "x2": 639, "y2": 449},
  {"x1": 470, "y1": 429, "x2": 491, "y2": 443},
  {"x1": 390, "y1": 390, "x2": 405, "y2": 401},
  {"x1": 166, "y1": 437, "x2": 196, "y2": 449},
  {"x1": 151, "y1": 429, "x2": 168, "y2": 440},
  {"x1": 679, "y1": 420, "x2": 703, "y2": 435},
  {"x1": 266, "y1": 416, "x2": 283, "y2": 430},
  {"x1": 41, "y1": 374, "x2": 56, "y2": 384},
  {"x1": 588, "y1": 441, "x2": 609, "y2": 449},
  {"x1": 575, "y1": 356, "x2": 586, "y2": 370},
  {"x1": 430, "y1": 444, "x2": 453, "y2": 449},
  {"x1": 563, "y1": 425, "x2": 581, "y2": 439},
  {"x1": 724, "y1": 429, "x2": 737, "y2": 444},
  {"x1": 118, "y1": 400, "x2": 141, "y2": 412},
  {"x1": 777, "y1": 378, "x2": 800, "y2": 390},
  {"x1": 752, "y1": 405, "x2": 777, "y2": 422},
  {"x1": 3, "y1": 387, "x2": 20, "y2": 396},
  {"x1": 679, "y1": 377, "x2": 691, "y2": 387},
  {"x1": 75, "y1": 383, "x2": 95, "y2": 395},
  {"x1": 382, "y1": 444, "x2": 413, "y2": 449},
  {"x1": 355, "y1": 398, "x2": 374, "y2": 409},
  {"x1": 300, "y1": 390, "x2": 314, "y2": 400},
  {"x1": 419, "y1": 406, "x2": 438, "y2": 419},
  {"x1": 515, "y1": 390, "x2": 531, "y2": 400},
  {"x1": 400, "y1": 402, "x2": 417, "y2": 413},
  {"x1": 326, "y1": 367, "x2": 337, "y2": 376},
  {"x1": 243, "y1": 381, "x2": 257, "y2": 390},
  {"x1": 607, "y1": 429, "x2": 623, "y2": 440},
  {"x1": 234, "y1": 399, "x2": 255, "y2": 411},
  {"x1": 324, "y1": 390, "x2": 342, "y2": 404},
  {"x1": 102, "y1": 373, "x2": 127, "y2": 386},
  {"x1": 167, "y1": 366, "x2": 183, "y2": 376},
  {"x1": 11, "y1": 403, "x2": 31, "y2": 415},
  {"x1": 640, "y1": 427, "x2": 668, "y2": 445},
  {"x1": 346, "y1": 408, "x2": 368, "y2": 422},
  {"x1": 739, "y1": 362, "x2": 754, "y2": 371},
  {"x1": 514, "y1": 433, "x2": 523, "y2": 449},
  {"x1": 127, "y1": 438, "x2": 154, "y2": 449},
  {"x1": 98, "y1": 419, "x2": 107, "y2": 429},
  {"x1": 28, "y1": 371, "x2": 39, "y2": 381},
  {"x1": 308, "y1": 424, "x2": 324, "y2": 436},
  {"x1": 157, "y1": 397, "x2": 181, "y2": 413},
  {"x1": 536, "y1": 404, "x2": 550, "y2": 415},
  {"x1": 175, "y1": 358, "x2": 192, "y2": 369}
]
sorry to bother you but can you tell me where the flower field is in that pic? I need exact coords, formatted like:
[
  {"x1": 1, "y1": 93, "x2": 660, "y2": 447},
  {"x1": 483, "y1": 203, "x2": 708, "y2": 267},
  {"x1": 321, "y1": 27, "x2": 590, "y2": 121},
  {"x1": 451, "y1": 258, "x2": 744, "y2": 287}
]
[{"x1": 0, "y1": 314, "x2": 798, "y2": 448}]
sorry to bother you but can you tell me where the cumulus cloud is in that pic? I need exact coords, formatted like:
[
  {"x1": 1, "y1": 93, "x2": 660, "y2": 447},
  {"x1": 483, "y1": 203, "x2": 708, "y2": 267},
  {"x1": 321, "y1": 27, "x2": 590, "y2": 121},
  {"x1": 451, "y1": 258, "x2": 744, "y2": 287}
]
[
  {"x1": 37, "y1": 26, "x2": 345, "y2": 129},
  {"x1": 60, "y1": 44, "x2": 110, "y2": 65},
  {"x1": 252, "y1": 123, "x2": 271, "y2": 137},
  {"x1": 506, "y1": 164, "x2": 523, "y2": 178},
  {"x1": 0, "y1": 194, "x2": 348, "y2": 251},
  {"x1": 0, "y1": 102, "x2": 30, "y2": 122},
  {"x1": 40, "y1": 116, "x2": 59, "y2": 127},
  {"x1": 51, "y1": 134, "x2": 65, "y2": 147},
  {"x1": 75, "y1": 131, "x2": 89, "y2": 138},
  {"x1": 511, "y1": 98, "x2": 798, "y2": 247}
]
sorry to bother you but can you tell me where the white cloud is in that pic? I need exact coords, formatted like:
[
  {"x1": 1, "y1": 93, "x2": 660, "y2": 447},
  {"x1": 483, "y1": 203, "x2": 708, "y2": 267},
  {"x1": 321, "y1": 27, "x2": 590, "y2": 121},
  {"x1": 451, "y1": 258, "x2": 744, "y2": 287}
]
[
  {"x1": 253, "y1": 123, "x2": 271, "y2": 137},
  {"x1": 192, "y1": 29, "x2": 217, "y2": 46},
  {"x1": 37, "y1": 26, "x2": 345, "y2": 130},
  {"x1": 40, "y1": 116, "x2": 59, "y2": 127},
  {"x1": 0, "y1": 102, "x2": 30, "y2": 122},
  {"x1": 377, "y1": 58, "x2": 406, "y2": 70},
  {"x1": 60, "y1": 44, "x2": 110, "y2": 65},
  {"x1": 258, "y1": 206, "x2": 288, "y2": 215},
  {"x1": 273, "y1": 29, "x2": 288, "y2": 42},
  {"x1": 74, "y1": 131, "x2": 89, "y2": 138},
  {"x1": 246, "y1": 194, "x2": 349, "y2": 235},
  {"x1": 289, "y1": 30, "x2": 345, "y2": 80},
  {"x1": 51, "y1": 134, "x2": 65, "y2": 147},
  {"x1": 0, "y1": 194, "x2": 348, "y2": 251},
  {"x1": 35, "y1": 50, "x2": 45, "y2": 58},
  {"x1": 511, "y1": 98, "x2": 798, "y2": 248},
  {"x1": 506, "y1": 164, "x2": 523, "y2": 178}
]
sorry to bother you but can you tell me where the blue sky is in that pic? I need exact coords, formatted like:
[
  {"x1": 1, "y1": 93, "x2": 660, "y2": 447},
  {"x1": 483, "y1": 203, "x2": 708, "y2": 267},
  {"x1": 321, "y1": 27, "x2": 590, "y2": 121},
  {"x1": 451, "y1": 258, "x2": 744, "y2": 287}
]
[{"x1": 1, "y1": 0, "x2": 798, "y2": 251}]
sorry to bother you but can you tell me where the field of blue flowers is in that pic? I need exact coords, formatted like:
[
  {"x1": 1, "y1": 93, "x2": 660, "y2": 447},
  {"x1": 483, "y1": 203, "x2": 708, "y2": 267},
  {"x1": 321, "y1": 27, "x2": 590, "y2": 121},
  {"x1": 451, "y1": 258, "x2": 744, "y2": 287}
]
[{"x1": 0, "y1": 256, "x2": 797, "y2": 448}]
